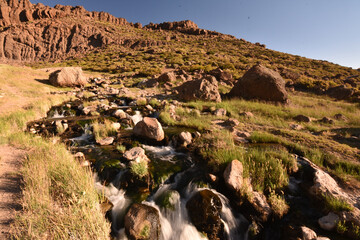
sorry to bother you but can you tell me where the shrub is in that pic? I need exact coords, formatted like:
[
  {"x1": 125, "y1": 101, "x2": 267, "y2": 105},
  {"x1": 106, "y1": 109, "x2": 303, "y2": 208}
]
[{"x1": 130, "y1": 161, "x2": 148, "y2": 178}]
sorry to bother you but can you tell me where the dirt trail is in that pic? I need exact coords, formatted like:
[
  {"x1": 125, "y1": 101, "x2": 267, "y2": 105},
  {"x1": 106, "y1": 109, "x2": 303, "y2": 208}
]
[{"x1": 0, "y1": 145, "x2": 25, "y2": 239}]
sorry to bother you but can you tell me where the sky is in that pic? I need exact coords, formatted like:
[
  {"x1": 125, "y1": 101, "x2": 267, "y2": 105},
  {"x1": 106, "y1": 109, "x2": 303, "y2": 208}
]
[{"x1": 32, "y1": 0, "x2": 360, "y2": 69}]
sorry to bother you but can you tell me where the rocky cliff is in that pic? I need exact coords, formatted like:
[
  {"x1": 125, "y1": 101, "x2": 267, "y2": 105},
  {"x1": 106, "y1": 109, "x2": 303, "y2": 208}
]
[{"x1": 0, "y1": 0, "x2": 133, "y2": 62}]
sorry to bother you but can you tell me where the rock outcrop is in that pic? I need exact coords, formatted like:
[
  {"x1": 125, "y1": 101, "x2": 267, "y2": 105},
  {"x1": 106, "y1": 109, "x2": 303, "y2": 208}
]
[
  {"x1": 49, "y1": 67, "x2": 87, "y2": 87},
  {"x1": 175, "y1": 75, "x2": 221, "y2": 102},
  {"x1": 228, "y1": 64, "x2": 288, "y2": 103}
]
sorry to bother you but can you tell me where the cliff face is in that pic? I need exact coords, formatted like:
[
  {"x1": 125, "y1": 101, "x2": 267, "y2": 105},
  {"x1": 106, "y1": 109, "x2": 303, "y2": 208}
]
[{"x1": 0, "y1": 0, "x2": 131, "y2": 62}]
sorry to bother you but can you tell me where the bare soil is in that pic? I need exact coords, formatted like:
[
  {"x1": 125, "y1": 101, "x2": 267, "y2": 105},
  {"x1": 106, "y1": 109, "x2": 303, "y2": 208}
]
[{"x1": 0, "y1": 145, "x2": 25, "y2": 239}]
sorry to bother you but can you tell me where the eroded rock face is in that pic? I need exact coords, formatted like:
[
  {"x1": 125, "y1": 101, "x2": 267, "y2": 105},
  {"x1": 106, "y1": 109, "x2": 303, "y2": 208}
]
[
  {"x1": 49, "y1": 67, "x2": 88, "y2": 87},
  {"x1": 124, "y1": 203, "x2": 161, "y2": 240},
  {"x1": 175, "y1": 75, "x2": 221, "y2": 102},
  {"x1": 186, "y1": 190, "x2": 224, "y2": 240},
  {"x1": 133, "y1": 117, "x2": 165, "y2": 141},
  {"x1": 228, "y1": 64, "x2": 288, "y2": 103}
]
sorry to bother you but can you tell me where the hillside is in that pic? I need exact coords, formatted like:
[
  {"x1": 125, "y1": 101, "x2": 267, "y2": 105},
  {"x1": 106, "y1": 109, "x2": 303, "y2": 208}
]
[{"x1": 1, "y1": 1, "x2": 360, "y2": 240}]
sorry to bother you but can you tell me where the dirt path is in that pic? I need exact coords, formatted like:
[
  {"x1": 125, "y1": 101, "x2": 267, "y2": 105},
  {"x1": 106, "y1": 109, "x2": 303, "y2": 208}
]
[{"x1": 0, "y1": 145, "x2": 25, "y2": 239}]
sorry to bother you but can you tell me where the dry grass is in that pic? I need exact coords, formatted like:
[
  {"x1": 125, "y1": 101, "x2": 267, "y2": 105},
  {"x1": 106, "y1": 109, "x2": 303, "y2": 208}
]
[{"x1": 0, "y1": 64, "x2": 110, "y2": 239}]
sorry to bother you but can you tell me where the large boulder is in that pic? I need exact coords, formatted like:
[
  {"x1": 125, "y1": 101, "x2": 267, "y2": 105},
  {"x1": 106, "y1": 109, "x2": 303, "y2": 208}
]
[
  {"x1": 326, "y1": 85, "x2": 354, "y2": 100},
  {"x1": 175, "y1": 75, "x2": 221, "y2": 102},
  {"x1": 157, "y1": 72, "x2": 176, "y2": 83},
  {"x1": 186, "y1": 190, "x2": 224, "y2": 240},
  {"x1": 124, "y1": 203, "x2": 161, "y2": 240},
  {"x1": 228, "y1": 64, "x2": 288, "y2": 103},
  {"x1": 223, "y1": 160, "x2": 244, "y2": 195},
  {"x1": 49, "y1": 67, "x2": 88, "y2": 87},
  {"x1": 133, "y1": 117, "x2": 165, "y2": 141}
]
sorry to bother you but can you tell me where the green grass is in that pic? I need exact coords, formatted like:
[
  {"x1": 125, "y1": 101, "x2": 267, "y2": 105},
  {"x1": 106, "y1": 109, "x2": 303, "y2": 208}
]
[
  {"x1": 323, "y1": 194, "x2": 353, "y2": 212},
  {"x1": 92, "y1": 119, "x2": 118, "y2": 142},
  {"x1": 130, "y1": 161, "x2": 148, "y2": 178}
]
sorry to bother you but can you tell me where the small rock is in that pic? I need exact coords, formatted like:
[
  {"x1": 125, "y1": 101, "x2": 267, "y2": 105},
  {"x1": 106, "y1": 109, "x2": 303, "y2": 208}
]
[
  {"x1": 96, "y1": 137, "x2": 114, "y2": 146},
  {"x1": 179, "y1": 131, "x2": 192, "y2": 146},
  {"x1": 113, "y1": 109, "x2": 127, "y2": 119},
  {"x1": 193, "y1": 131, "x2": 201, "y2": 138},
  {"x1": 294, "y1": 114, "x2": 312, "y2": 123},
  {"x1": 145, "y1": 105, "x2": 154, "y2": 111},
  {"x1": 123, "y1": 147, "x2": 149, "y2": 163},
  {"x1": 225, "y1": 118, "x2": 240, "y2": 127},
  {"x1": 301, "y1": 226, "x2": 317, "y2": 240},
  {"x1": 158, "y1": 72, "x2": 176, "y2": 83},
  {"x1": 319, "y1": 117, "x2": 334, "y2": 124},
  {"x1": 214, "y1": 108, "x2": 227, "y2": 116},
  {"x1": 334, "y1": 113, "x2": 347, "y2": 121},
  {"x1": 318, "y1": 212, "x2": 339, "y2": 231},
  {"x1": 207, "y1": 174, "x2": 218, "y2": 183},
  {"x1": 239, "y1": 111, "x2": 254, "y2": 118},
  {"x1": 250, "y1": 191, "x2": 272, "y2": 222},
  {"x1": 111, "y1": 122, "x2": 121, "y2": 131},
  {"x1": 237, "y1": 131, "x2": 251, "y2": 138},
  {"x1": 290, "y1": 124, "x2": 303, "y2": 130}
]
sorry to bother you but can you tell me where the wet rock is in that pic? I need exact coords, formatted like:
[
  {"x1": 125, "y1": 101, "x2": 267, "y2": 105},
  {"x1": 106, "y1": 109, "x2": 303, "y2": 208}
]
[
  {"x1": 96, "y1": 136, "x2": 114, "y2": 146},
  {"x1": 214, "y1": 108, "x2": 227, "y2": 116},
  {"x1": 175, "y1": 75, "x2": 221, "y2": 102},
  {"x1": 223, "y1": 160, "x2": 243, "y2": 194},
  {"x1": 249, "y1": 191, "x2": 272, "y2": 222},
  {"x1": 124, "y1": 203, "x2": 161, "y2": 240},
  {"x1": 113, "y1": 109, "x2": 128, "y2": 119},
  {"x1": 319, "y1": 117, "x2": 334, "y2": 124},
  {"x1": 179, "y1": 131, "x2": 192, "y2": 146},
  {"x1": 123, "y1": 147, "x2": 149, "y2": 163},
  {"x1": 133, "y1": 117, "x2": 165, "y2": 141},
  {"x1": 318, "y1": 212, "x2": 339, "y2": 231},
  {"x1": 156, "y1": 190, "x2": 180, "y2": 211},
  {"x1": 186, "y1": 189, "x2": 224, "y2": 240},
  {"x1": 228, "y1": 64, "x2": 288, "y2": 103},
  {"x1": 294, "y1": 114, "x2": 312, "y2": 123},
  {"x1": 301, "y1": 226, "x2": 317, "y2": 240},
  {"x1": 49, "y1": 67, "x2": 88, "y2": 87},
  {"x1": 157, "y1": 72, "x2": 176, "y2": 83}
]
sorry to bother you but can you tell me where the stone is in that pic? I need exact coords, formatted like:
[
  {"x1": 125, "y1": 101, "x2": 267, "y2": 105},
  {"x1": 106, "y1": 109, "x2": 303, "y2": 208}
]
[
  {"x1": 239, "y1": 111, "x2": 254, "y2": 118},
  {"x1": 236, "y1": 131, "x2": 251, "y2": 138},
  {"x1": 290, "y1": 124, "x2": 303, "y2": 130},
  {"x1": 249, "y1": 191, "x2": 272, "y2": 222},
  {"x1": 175, "y1": 75, "x2": 221, "y2": 102},
  {"x1": 214, "y1": 108, "x2": 227, "y2": 116},
  {"x1": 209, "y1": 68, "x2": 234, "y2": 84},
  {"x1": 113, "y1": 109, "x2": 128, "y2": 119},
  {"x1": 49, "y1": 67, "x2": 88, "y2": 87},
  {"x1": 228, "y1": 64, "x2": 288, "y2": 103},
  {"x1": 294, "y1": 114, "x2": 312, "y2": 123},
  {"x1": 96, "y1": 136, "x2": 114, "y2": 146},
  {"x1": 301, "y1": 226, "x2": 317, "y2": 240},
  {"x1": 133, "y1": 117, "x2": 165, "y2": 141},
  {"x1": 326, "y1": 85, "x2": 354, "y2": 100},
  {"x1": 334, "y1": 113, "x2": 347, "y2": 121},
  {"x1": 223, "y1": 160, "x2": 244, "y2": 194},
  {"x1": 124, "y1": 203, "x2": 161, "y2": 240},
  {"x1": 186, "y1": 190, "x2": 224, "y2": 240},
  {"x1": 111, "y1": 122, "x2": 121, "y2": 131},
  {"x1": 179, "y1": 131, "x2": 192, "y2": 146},
  {"x1": 225, "y1": 118, "x2": 240, "y2": 127},
  {"x1": 318, "y1": 212, "x2": 339, "y2": 231},
  {"x1": 319, "y1": 117, "x2": 334, "y2": 124},
  {"x1": 123, "y1": 147, "x2": 149, "y2": 163},
  {"x1": 157, "y1": 72, "x2": 176, "y2": 83}
]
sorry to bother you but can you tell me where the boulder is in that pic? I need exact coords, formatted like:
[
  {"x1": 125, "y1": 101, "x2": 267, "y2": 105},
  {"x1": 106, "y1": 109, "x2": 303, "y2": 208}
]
[
  {"x1": 157, "y1": 72, "x2": 176, "y2": 83},
  {"x1": 326, "y1": 85, "x2": 354, "y2": 100},
  {"x1": 223, "y1": 160, "x2": 244, "y2": 194},
  {"x1": 318, "y1": 212, "x2": 339, "y2": 231},
  {"x1": 175, "y1": 76, "x2": 221, "y2": 102},
  {"x1": 209, "y1": 68, "x2": 234, "y2": 84},
  {"x1": 239, "y1": 111, "x2": 254, "y2": 118},
  {"x1": 294, "y1": 114, "x2": 312, "y2": 123},
  {"x1": 123, "y1": 147, "x2": 149, "y2": 163},
  {"x1": 124, "y1": 203, "x2": 161, "y2": 240},
  {"x1": 186, "y1": 190, "x2": 224, "y2": 240},
  {"x1": 113, "y1": 109, "x2": 128, "y2": 119},
  {"x1": 133, "y1": 117, "x2": 165, "y2": 141},
  {"x1": 96, "y1": 136, "x2": 114, "y2": 146},
  {"x1": 214, "y1": 108, "x2": 227, "y2": 116},
  {"x1": 49, "y1": 67, "x2": 88, "y2": 87},
  {"x1": 137, "y1": 78, "x2": 159, "y2": 88},
  {"x1": 319, "y1": 117, "x2": 334, "y2": 124},
  {"x1": 301, "y1": 226, "x2": 317, "y2": 240},
  {"x1": 334, "y1": 113, "x2": 347, "y2": 121},
  {"x1": 228, "y1": 64, "x2": 288, "y2": 103},
  {"x1": 249, "y1": 191, "x2": 272, "y2": 222}
]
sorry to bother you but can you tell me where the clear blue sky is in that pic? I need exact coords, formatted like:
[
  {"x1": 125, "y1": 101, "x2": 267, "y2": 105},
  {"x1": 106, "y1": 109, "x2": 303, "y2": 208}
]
[{"x1": 32, "y1": 0, "x2": 360, "y2": 69}]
